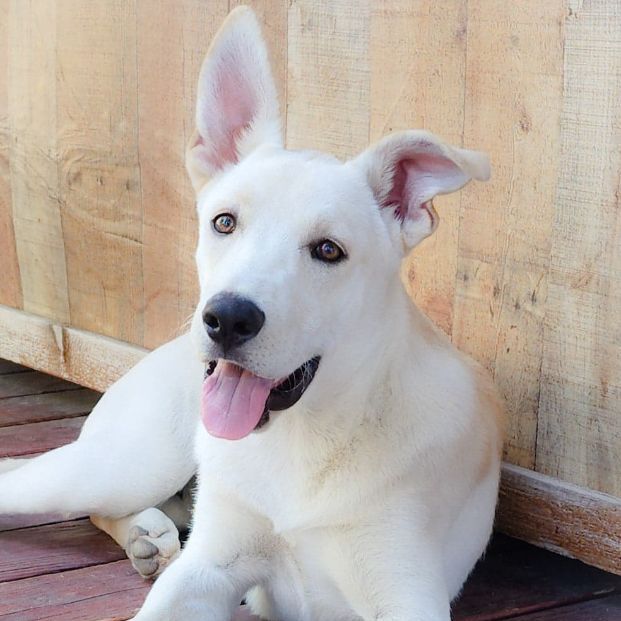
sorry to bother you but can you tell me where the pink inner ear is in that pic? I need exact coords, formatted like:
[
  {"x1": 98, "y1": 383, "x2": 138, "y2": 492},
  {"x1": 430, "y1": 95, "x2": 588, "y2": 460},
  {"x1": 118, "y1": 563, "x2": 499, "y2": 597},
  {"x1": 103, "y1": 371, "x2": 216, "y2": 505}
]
[
  {"x1": 382, "y1": 153, "x2": 461, "y2": 222},
  {"x1": 205, "y1": 67, "x2": 257, "y2": 169}
]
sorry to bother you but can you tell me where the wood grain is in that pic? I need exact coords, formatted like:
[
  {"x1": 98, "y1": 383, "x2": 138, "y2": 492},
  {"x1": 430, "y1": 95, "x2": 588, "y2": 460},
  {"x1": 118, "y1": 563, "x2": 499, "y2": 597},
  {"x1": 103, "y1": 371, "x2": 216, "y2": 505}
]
[
  {"x1": 0, "y1": 388, "x2": 99, "y2": 427},
  {"x1": 287, "y1": 0, "x2": 370, "y2": 159},
  {"x1": 136, "y1": 1, "x2": 227, "y2": 349},
  {"x1": 453, "y1": 533, "x2": 621, "y2": 620},
  {"x1": 0, "y1": 512, "x2": 84, "y2": 533},
  {"x1": 0, "y1": 305, "x2": 146, "y2": 392},
  {"x1": 56, "y1": 0, "x2": 144, "y2": 344},
  {"x1": 0, "y1": 360, "x2": 27, "y2": 375},
  {"x1": 536, "y1": 0, "x2": 621, "y2": 496},
  {"x1": 452, "y1": 1, "x2": 565, "y2": 469},
  {"x1": 506, "y1": 594, "x2": 621, "y2": 621},
  {"x1": 0, "y1": 561, "x2": 149, "y2": 620},
  {"x1": 7, "y1": 0, "x2": 70, "y2": 322},
  {"x1": 0, "y1": 519, "x2": 126, "y2": 582},
  {"x1": 0, "y1": 372, "x2": 80, "y2": 399},
  {"x1": 0, "y1": 0, "x2": 21, "y2": 310},
  {"x1": 0, "y1": 416, "x2": 85, "y2": 458},
  {"x1": 498, "y1": 464, "x2": 621, "y2": 576}
]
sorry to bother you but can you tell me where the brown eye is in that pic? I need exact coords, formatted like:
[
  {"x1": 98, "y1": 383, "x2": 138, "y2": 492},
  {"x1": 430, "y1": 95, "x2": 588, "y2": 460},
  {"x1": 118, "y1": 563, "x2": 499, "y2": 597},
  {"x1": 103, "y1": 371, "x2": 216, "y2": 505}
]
[
  {"x1": 212, "y1": 213, "x2": 236, "y2": 234},
  {"x1": 311, "y1": 239, "x2": 346, "y2": 264}
]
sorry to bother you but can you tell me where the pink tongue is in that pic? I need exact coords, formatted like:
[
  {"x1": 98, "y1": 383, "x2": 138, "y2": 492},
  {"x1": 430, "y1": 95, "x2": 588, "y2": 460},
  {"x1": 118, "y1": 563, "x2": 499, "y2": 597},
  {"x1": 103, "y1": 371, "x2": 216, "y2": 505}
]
[{"x1": 201, "y1": 361, "x2": 273, "y2": 440}]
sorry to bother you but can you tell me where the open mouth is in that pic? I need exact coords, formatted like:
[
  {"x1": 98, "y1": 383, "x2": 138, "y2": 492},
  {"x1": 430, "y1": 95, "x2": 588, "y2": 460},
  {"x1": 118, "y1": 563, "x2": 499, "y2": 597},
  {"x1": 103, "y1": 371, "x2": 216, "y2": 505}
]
[{"x1": 201, "y1": 357, "x2": 321, "y2": 440}]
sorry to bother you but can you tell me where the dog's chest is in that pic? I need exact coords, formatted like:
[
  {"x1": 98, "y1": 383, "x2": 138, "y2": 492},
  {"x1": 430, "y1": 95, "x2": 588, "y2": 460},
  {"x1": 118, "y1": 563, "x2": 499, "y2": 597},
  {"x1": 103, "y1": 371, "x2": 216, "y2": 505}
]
[{"x1": 196, "y1": 421, "x2": 384, "y2": 531}]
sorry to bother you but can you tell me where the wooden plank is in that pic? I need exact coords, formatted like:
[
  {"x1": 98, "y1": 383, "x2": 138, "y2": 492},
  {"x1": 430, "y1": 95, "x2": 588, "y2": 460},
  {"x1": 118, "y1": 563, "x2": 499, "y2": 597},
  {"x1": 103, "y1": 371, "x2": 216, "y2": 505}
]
[
  {"x1": 369, "y1": 1, "x2": 467, "y2": 336},
  {"x1": 0, "y1": 560, "x2": 149, "y2": 621},
  {"x1": 0, "y1": 561, "x2": 262, "y2": 621},
  {"x1": 286, "y1": 0, "x2": 370, "y2": 160},
  {"x1": 497, "y1": 464, "x2": 621, "y2": 576},
  {"x1": 0, "y1": 388, "x2": 99, "y2": 427},
  {"x1": 453, "y1": 533, "x2": 621, "y2": 620},
  {"x1": 452, "y1": 1, "x2": 565, "y2": 469},
  {"x1": 0, "y1": 0, "x2": 21, "y2": 310},
  {"x1": 536, "y1": 1, "x2": 621, "y2": 496},
  {"x1": 0, "y1": 519, "x2": 126, "y2": 582},
  {"x1": 55, "y1": 0, "x2": 144, "y2": 345},
  {"x1": 507, "y1": 594, "x2": 621, "y2": 621},
  {"x1": 136, "y1": 0, "x2": 227, "y2": 349},
  {"x1": 0, "y1": 416, "x2": 85, "y2": 458},
  {"x1": 7, "y1": 0, "x2": 70, "y2": 322},
  {"x1": 0, "y1": 372, "x2": 80, "y2": 399},
  {"x1": 0, "y1": 512, "x2": 84, "y2": 533},
  {"x1": 0, "y1": 305, "x2": 146, "y2": 393},
  {"x1": 0, "y1": 360, "x2": 28, "y2": 375}
]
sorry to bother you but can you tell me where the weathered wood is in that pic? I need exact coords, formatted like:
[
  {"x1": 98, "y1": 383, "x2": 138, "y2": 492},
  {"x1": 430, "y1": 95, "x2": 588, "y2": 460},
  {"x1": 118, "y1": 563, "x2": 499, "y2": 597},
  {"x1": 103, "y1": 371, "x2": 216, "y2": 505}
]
[
  {"x1": 286, "y1": 0, "x2": 370, "y2": 160},
  {"x1": 0, "y1": 360, "x2": 27, "y2": 375},
  {"x1": 0, "y1": 388, "x2": 99, "y2": 427},
  {"x1": 452, "y1": 2, "x2": 565, "y2": 470},
  {"x1": 536, "y1": 0, "x2": 621, "y2": 496},
  {"x1": 506, "y1": 594, "x2": 621, "y2": 621},
  {"x1": 0, "y1": 560, "x2": 149, "y2": 620},
  {"x1": 0, "y1": 305, "x2": 146, "y2": 392},
  {"x1": 55, "y1": 0, "x2": 144, "y2": 344},
  {"x1": 0, "y1": 416, "x2": 85, "y2": 458},
  {"x1": 0, "y1": 372, "x2": 80, "y2": 399},
  {"x1": 369, "y1": 1, "x2": 467, "y2": 336},
  {"x1": 0, "y1": 0, "x2": 21, "y2": 310},
  {"x1": 7, "y1": 0, "x2": 70, "y2": 323},
  {"x1": 136, "y1": 1, "x2": 226, "y2": 349},
  {"x1": 0, "y1": 512, "x2": 84, "y2": 533},
  {"x1": 0, "y1": 519, "x2": 126, "y2": 582},
  {"x1": 453, "y1": 533, "x2": 621, "y2": 620},
  {"x1": 497, "y1": 464, "x2": 621, "y2": 576}
]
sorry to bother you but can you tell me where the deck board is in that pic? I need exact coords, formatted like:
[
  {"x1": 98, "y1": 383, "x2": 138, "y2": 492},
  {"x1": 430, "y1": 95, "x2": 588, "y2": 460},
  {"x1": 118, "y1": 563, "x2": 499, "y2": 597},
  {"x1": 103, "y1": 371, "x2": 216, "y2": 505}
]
[
  {"x1": 0, "y1": 360, "x2": 29, "y2": 375},
  {"x1": 1, "y1": 361, "x2": 621, "y2": 621},
  {"x1": 0, "y1": 560, "x2": 149, "y2": 621},
  {"x1": 0, "y1": 389, "x2": 100, "y2": 427},
  {"x1": 0, "y1": 519, "x2": 126, "y2": 582},
  {"x1": 508, "y1": 594, "x2": 621, "y2": 620},
  {"x1": 0, "y1": 416, "x2": 85, "y2": 457},
  {"x1": 0, "y1": 371, "x2": 81, "y2": 399},
  {"x1": 453, "y1": 534, "x2": 621, "y2": 620}
]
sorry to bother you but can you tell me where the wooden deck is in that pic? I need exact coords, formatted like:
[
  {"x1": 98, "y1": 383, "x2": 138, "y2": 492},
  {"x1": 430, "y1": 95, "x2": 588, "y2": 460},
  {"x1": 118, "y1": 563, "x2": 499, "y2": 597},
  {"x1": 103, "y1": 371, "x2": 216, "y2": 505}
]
[{"x1": 0, "y1": 361, "x2": 620, "y2": 621}]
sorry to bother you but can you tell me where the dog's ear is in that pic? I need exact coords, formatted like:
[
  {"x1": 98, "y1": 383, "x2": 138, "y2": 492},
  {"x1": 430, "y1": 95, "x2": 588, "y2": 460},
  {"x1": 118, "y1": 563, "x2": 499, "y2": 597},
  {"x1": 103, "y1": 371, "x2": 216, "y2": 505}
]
[
  {"x1": 351, "y1": 131, "x2": 490, "y2": 248},
  {"x1": 186, "y1": 7, "x2": 282, "y2": 191}
]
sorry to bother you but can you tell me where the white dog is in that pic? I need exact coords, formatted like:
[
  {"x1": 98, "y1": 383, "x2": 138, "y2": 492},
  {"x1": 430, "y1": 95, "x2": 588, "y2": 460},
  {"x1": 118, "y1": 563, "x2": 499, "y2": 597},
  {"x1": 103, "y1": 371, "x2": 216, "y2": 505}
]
[{"x1": 0, "y1": 7, "x2": 504, "y2": 620}]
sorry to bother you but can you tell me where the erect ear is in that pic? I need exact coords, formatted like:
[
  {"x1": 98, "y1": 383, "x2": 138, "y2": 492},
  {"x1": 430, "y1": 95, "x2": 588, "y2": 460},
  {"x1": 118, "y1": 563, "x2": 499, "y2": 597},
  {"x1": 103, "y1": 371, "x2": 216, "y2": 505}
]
[
  {"x1": 186, "y1": 6, "x2": 282, "y2": 192},
  {"x1": 351, "y1": 131, "x2": 490, "y2": 249}
]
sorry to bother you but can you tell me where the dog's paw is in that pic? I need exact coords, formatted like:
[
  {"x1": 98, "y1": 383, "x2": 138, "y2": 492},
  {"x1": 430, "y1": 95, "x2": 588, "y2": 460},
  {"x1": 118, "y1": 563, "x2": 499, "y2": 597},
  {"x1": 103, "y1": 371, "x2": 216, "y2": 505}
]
[{"x1": 126, "y1": 509, "x2": 181, "y2": 579}]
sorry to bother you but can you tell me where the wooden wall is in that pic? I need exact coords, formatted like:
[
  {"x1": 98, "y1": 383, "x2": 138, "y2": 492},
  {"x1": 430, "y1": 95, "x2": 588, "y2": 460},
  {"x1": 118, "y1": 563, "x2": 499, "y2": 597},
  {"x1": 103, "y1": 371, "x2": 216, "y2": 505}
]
[{"x1": 1, "y1": 0, "x2": 620, "y2": 503}]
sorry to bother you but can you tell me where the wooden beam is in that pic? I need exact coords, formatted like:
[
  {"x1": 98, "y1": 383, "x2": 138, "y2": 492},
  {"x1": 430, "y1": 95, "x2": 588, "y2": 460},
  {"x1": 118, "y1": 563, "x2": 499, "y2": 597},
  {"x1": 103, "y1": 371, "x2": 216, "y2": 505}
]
[
  {"x1": 498, "y1": 463, "x2": 621, "y2": 576},
  {"x1": 0, "y1": 305, "x2": 146, "y2": 393}
]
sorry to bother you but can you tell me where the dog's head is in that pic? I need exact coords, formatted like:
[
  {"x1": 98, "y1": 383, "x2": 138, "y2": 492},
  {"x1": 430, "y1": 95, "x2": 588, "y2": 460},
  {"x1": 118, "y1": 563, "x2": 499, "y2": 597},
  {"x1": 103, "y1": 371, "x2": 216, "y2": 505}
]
[{"x1": 188, "y1": 7, "x2": 490, "y2": 440}]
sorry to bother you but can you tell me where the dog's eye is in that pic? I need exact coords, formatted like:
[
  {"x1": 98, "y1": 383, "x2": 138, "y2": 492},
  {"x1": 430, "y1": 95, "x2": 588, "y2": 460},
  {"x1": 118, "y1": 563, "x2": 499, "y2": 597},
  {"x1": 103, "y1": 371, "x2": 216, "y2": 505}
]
[
  {"x1": 212, "y1": 213, "x2": 236, "y2": 234},
  {"x1": 311, "y1": 239, "x2": 346, "y2": 264}
]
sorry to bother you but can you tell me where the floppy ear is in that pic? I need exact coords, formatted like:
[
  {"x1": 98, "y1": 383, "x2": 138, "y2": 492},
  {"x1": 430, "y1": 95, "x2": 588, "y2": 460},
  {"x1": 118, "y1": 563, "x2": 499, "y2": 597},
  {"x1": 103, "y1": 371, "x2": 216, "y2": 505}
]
[
  {"x1": 186, "y1": 6, "x2": 282, "y2": 192},
  {"x1": 351, "y1": 131, "x2": 490, "y2": 249}
]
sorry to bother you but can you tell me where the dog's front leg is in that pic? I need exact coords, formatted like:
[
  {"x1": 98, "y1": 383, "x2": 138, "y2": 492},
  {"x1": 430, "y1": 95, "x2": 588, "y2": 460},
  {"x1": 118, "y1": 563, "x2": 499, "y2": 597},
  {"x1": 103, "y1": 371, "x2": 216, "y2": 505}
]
[
  {"x1": 328, "y1": 518, "x2": 451, "y2": 621},
  {"x1": 131, "y1": 492, "x2": 277, "y2": 621}
]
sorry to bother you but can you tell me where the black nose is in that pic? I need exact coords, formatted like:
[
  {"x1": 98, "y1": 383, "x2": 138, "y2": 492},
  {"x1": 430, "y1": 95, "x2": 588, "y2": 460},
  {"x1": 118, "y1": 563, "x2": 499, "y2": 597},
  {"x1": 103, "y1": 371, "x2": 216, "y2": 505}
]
[{"x1": 202, "y1": 293, "x2": 265, "y2": 352}]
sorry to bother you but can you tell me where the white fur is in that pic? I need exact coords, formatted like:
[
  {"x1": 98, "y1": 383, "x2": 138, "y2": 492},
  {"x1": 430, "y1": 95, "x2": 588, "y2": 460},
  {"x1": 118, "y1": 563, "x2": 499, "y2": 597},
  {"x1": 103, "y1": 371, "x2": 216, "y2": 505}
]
[{"x1": 0, "y1": 6, "x2": 503, "y2": 618}]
